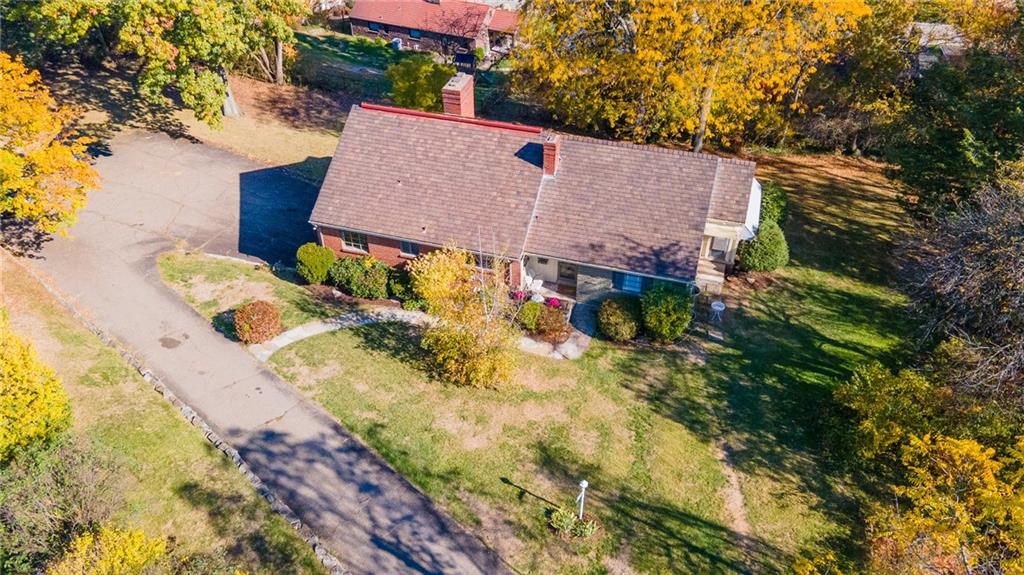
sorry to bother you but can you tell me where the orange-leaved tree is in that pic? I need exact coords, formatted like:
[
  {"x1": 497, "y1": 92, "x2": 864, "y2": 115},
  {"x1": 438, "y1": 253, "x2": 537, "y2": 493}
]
[
  {"x1": 0, "y1": 53, "x2": 98, "y2": 234},
  {"x1": 514, "y1": 0, "x2": 869, "y2": 151}
]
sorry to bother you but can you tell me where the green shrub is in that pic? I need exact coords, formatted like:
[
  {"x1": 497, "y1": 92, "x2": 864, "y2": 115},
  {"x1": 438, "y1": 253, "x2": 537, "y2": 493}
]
[
  {"x1": 233, "y1": 300, "x2": 281, "y2": 344},
  {"x1": 571, "y1": 518, "x2": 597, "y2": 539},
  {"x1": 760, "y1": 180, "x2": 789, "y2": 225},
  {"x1": 388, "y1": 268, "x2": 426, "y2": 310},
  {"x1": 329, "y1": 256, "x2": 390, "y2": 300},
  {"x1": 0, "y1": 312, "x2": 71, "y2": 463},
  {"x1": 738, "y1": 219, "x2": 790, "y2": 272},
  {"x1": 295, "y1": 242, "x2": 335, "y2": 285},
  {"x1": 640, "y1": 284, "x2": 694, "y2": 342},
  {"x1": 550, "y1": 508, "x2": 576, "y2": 535},
  {"x1": 535, "y1": 305, "x2": 571, "y2": 344},
  {"x1": 516, "y1": 301, "x2": 543, "y2": 332},
  {"x1": 597, "y1": 295, "x2": 641, "y2": 341},
  {"x1": 473, "y1": 47, "x2": 485, "y2": 62},
  {"x1": 0, "y1": 440, "x2": 120, "y2": 574}
]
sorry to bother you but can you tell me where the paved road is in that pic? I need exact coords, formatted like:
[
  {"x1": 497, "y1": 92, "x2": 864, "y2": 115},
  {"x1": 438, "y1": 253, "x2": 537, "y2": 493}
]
[{"x1": 22, "y1": 131, "x2": 511, "y2": 575}]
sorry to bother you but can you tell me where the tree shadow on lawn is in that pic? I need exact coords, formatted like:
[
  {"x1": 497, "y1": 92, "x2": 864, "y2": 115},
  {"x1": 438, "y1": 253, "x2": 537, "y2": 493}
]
[
  {"x1": 173, "y1": 479, "x2": 318, "y2": 572},
  {"x1": 43, "y1": 62, "x2": 197, "y2": 154},
  {"x1": 532, "y1": 435, "x2": 785, "y2": 574},
  {"x1": 348, "y1": 321, "x2": 434, "y2": 374},
  {"x1": 604, "y1": 273, "x2": 912, "y2": 564}
]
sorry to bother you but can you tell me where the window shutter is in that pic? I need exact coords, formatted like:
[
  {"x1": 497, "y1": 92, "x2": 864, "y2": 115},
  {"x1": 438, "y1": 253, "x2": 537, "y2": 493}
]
[{"x1": 612, "y1": 272, "x2": 624, "y2": 289}]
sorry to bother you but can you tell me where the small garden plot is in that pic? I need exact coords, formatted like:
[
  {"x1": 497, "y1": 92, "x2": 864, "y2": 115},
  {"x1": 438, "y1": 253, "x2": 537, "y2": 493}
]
[{"x1": 157, "y1": 251, "x2": 352, "y2": 337}]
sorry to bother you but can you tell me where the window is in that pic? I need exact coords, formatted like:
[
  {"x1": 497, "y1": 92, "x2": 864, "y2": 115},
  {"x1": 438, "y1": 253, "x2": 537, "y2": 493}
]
[
  {"x1": 409, "y1": 29, "x2": 422, "y2": 39},
  {"x1": 368, "y1": 22, "x2": 381, "y2": 32},
  {"x1": 400, "y1": 241, "x2": 419, "y2": 257},
  {"x1": 537, "y1": 258, "x2": 549, "y2": 265},
  {"x1": 707, "y1": 236, "x2": 731, "y2": 262},
  {"x1": 620, "y1": 274, "x2": 643, "y2": 293},
  {"x1": 473, "y1": 253, "x2": 495, "y2": 269},
  {"x1": 341, "y1": 230, "x2": 368, "y2": 252}
]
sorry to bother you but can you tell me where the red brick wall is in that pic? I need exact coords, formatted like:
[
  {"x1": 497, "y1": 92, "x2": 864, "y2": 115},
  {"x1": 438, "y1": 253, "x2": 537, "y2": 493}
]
[{"x1": 320, "y1": 227, "x2": 522, "y2": 287}]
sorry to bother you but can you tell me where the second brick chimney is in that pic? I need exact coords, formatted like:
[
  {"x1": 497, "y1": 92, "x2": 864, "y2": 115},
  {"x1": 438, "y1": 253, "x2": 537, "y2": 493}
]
[
  {"x1": 543, "y1": 133, "x2": 561, "y2": 176},
  {"x1": 442, "y1": 73, "x2": 474, "y2": 118}
]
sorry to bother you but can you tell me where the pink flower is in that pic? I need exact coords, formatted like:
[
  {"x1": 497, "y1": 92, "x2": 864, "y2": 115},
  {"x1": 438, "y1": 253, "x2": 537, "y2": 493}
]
[
  {"x1": 513, "y1": 290, "x2": 527, "y2": 301},
  {"x1": 546, "y1": 297, "x2": 561, "y2": 308}
]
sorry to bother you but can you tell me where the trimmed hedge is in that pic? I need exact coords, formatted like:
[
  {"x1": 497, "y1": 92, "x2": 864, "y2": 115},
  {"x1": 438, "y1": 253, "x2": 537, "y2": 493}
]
[
  {"x1": 738, "y1": 219, "x2": 790, "y2": 272},
  {"x1": 641, "y1": 284, "x2": 694, "y2": 343},
  {"x1": 760, "y1": 180, "x2": 789, "y2": 225},
  {"x1": 329, "y1": 256, "x2": 390, "y2": 299},
  {"x1": 295, "y1": 242, "x2": 335, "y2": 285},
  {"x1": 233, "y1": 300, "x2": 281, "y2": 344},
  {"x1": 516, "y1": 301, "x2": 543, "y2": 332},
  {"x1": 597, "y1": 295, "x2": 642, "y2": 341}
]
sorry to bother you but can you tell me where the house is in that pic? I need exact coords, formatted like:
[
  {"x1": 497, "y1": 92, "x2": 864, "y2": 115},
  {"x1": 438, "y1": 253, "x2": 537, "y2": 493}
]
[
  {"x1": 309, "y1": 74, "x2": 762, "y2": 303},
  {"x1": 908, "y1": 22, "x2": 965, "y2": 77},
  {"x1": 349, "y1": 0, "x2": 518, "y2": 56}
]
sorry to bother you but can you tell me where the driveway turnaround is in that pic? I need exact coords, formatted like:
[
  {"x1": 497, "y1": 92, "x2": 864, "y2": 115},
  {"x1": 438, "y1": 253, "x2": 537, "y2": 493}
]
[{"x1": 24, "y1": 131, "x2": 512, "y2": 575}]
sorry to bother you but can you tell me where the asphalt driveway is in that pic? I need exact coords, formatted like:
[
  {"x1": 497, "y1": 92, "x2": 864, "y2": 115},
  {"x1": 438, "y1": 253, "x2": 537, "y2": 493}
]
[{"x1": 21, "y1": 131, "x2": 510, "y2": 575}]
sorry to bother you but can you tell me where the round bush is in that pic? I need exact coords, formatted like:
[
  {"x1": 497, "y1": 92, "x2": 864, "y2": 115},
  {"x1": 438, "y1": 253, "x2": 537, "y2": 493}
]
[
  {"x1": 597, "y1": 295, "x2": 641, "y2": 341},
  {"x1": 233, "y1": 300, "x2": 281, "y2": 344},
  {"x1": 641, "y1": 284, "x2": 694, "y2": 343},
  {"x1": 760, "y1": 181, "x2": 789, "y2": 225},
  {"x1": 295, "y1": 242, "x2": 335, "y2": 285},
  {"x1": 516, "y1": 301, "x2": 543, "y2": 332},
  {"x1": 535, "y1": 305, "x2": 572, "y2": 344},
  {"x1": 738, "y1": 219, "x2": 790, "y2": 272},
  {"x1": 329, "y1": 256, "x2": 390, "y2": 299}
]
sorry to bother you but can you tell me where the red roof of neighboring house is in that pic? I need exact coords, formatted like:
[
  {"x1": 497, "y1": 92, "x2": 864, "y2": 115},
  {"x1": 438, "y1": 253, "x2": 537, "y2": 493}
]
[
  {"x1": 488, "y1": 9, "x2": 518, "y2": 34},
  {"x1": 350, "y1": 0, "x2": 494, "y2": 39},
  {"x1": 310, "y1": 105, "x2": 757, "y2": 281}
]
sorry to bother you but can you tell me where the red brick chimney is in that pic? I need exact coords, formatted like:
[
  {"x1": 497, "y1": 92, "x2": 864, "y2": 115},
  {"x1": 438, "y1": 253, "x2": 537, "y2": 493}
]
[
  {"x1": 442, "y1": 73, "x2": 474, "y2": 118},
  {"x1": 543, "y1": 133, "x2": 561, "y2": 176}
]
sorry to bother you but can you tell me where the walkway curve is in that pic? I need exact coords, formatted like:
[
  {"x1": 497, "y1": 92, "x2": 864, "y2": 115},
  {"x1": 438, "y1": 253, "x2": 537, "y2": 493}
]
[{"x1": 248, "y1": 304, "x2": 593, "y2": 362}]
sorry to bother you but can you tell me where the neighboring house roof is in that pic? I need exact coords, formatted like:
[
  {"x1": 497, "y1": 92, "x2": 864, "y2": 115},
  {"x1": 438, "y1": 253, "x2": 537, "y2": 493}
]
[
  {"x1": 310, "y1": 104, "x2": 758, "y2": 282},
  {"x1": 526, "y1": 137, "x2": 755, "y2": 279},
  {"x1": 488, "y1": 8, "x2": 518, "y2": 33},
  {"x1": 350, "y1": 0, "x2": 495, "y2": 39},
  {"x1": 310, "y1": 104, "x2": 546, "y2": 258}
]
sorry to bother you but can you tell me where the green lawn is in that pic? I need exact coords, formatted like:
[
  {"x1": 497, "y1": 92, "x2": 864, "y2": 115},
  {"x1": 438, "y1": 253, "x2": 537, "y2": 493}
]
[
  {"x1": 2, "y1": 254, "x2": 324, "y2": 574},
  {"x1": 157, "y1": 251, "x2": 353, "y2": 337},
  {"x1": 295, "y1": 28, "x2": 412, "y2": 71},
  {"x1": 270, "y1": 324, "x2": 742, "y2": 574}
]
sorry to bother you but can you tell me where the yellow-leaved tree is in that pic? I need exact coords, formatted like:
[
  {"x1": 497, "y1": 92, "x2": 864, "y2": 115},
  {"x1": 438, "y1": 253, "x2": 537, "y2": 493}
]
[
  {"x1": 0, "y1": 310, "x2": 72, "y2": 462},
  {"x1": 0, "y1": 53, "x2": 98, "y2": 233},
  {"x1": 514, "y1": 0, "x2": 869, "y2": 151},
  {"x1": 46, "y1": 527, "x2": 166, "y2": 575},
  {"x1": 868, "y1": 434, "x2": 1024, "y2": 575},
  {"x1": 408, "y1": 244, "x2": 518, "y2": 388}
]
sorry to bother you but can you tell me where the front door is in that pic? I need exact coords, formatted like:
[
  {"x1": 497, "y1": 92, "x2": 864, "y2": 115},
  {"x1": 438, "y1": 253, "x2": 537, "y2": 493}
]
[{"x1": 557, "y1": 261, "x2": 578, "y2": 286}]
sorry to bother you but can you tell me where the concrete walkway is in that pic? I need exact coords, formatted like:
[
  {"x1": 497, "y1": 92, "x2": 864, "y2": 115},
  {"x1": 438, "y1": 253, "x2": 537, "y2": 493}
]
[
  {"x1": 18, "y1": 132, "x2": 512, "y2": 575},
  {"x1": 250, "y1": 304, "x2": 592, "y2": 363}
]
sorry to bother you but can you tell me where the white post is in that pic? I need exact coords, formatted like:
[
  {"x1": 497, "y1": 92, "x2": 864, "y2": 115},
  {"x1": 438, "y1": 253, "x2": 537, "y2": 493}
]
[{"x1": 576, "y1": 479, "x2": 589, "y2": 520}]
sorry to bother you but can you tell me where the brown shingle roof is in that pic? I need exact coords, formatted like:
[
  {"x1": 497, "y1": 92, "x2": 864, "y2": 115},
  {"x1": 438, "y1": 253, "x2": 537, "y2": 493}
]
[
  {"x1": 309, "y1": 105, "x2": 545, "y2": 257},
  {"x1": 310, "y1": 106, "x2": 757, "y2": 281},
  {"x1": 350, "y1": 0, "x2": 493, "y2": 39},
  {"x1": 526, "y1": 136, "x2": 738, "y2": 279}
]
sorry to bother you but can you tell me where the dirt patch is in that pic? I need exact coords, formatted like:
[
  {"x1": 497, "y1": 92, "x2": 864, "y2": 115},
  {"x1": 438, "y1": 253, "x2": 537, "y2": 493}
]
[
  {"x1": 460, "y1": 492, "x2": 529, "y2": 561},
  {"x1": 229, "y1": 74, "x2": 355, "y2": 134},
  {"x1": 188, "y1": 277, "x2": 275, "y2": 313},
  {"x1": 517, "y1": 365, "x2": 578, "y2": 394},
  {"x1": 435, "y1": 400, "x2": 566, "y2": 451},
  {"x1": 713, "y1": 438, "x2": 758, "y2": 572}
]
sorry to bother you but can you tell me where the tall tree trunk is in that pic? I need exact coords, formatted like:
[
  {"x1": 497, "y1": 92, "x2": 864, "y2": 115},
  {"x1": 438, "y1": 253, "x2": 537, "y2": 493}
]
[
  {"x1": 221, "y1": 68, "x2": 241, "y2": 118},
  {"x1": 692, "y1": 83, "x2": 714, "y2": 153},
  {"x1": 275, "y1": 39, "x2": 284, "y2": 85}
]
